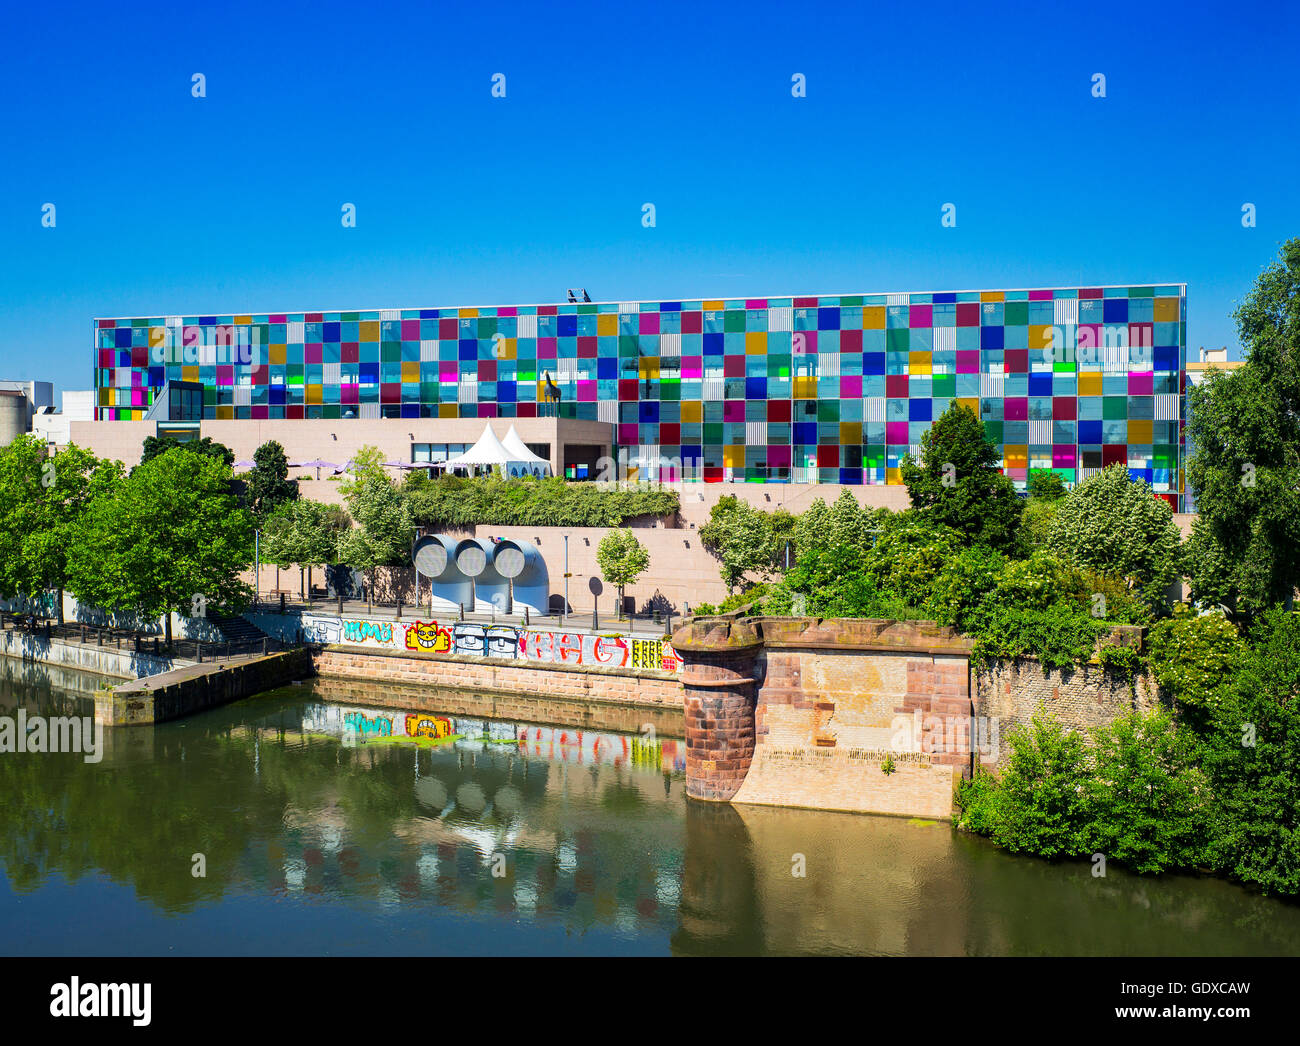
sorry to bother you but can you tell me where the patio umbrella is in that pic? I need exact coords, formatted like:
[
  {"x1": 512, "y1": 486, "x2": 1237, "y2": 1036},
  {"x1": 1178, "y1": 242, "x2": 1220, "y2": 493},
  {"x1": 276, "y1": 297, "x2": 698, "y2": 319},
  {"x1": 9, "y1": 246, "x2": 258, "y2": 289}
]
[
  {"x1": 233, "y1": 460, "x2": 255, "y2": 470},
  {"x1": 297, "y1": 458, "x2": 339, "y2": 480}
]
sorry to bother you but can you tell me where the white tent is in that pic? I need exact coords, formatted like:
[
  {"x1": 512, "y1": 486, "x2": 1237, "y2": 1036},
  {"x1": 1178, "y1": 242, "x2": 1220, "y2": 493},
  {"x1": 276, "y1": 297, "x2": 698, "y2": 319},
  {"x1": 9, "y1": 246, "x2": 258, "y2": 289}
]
[
  {"x1": 502, "y1": 425, "x2": 552, "y2": 474},
  {"x1": 440, "y1": 423, "x2": 552, "y2": 477}
]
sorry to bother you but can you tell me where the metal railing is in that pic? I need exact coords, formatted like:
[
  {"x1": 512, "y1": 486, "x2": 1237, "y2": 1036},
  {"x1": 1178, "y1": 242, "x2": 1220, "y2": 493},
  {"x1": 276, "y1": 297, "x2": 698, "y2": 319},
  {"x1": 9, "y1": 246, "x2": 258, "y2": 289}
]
[{"x1": 0, "y1": 612, "x2": 279, "y2": 661}]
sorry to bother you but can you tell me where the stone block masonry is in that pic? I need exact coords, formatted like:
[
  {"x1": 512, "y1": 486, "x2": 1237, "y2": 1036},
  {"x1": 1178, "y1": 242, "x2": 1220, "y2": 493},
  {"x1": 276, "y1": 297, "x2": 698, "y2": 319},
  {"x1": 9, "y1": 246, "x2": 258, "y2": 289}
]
[{"x1": 98, "y1": 649, "x2": 314, "y2": 726}]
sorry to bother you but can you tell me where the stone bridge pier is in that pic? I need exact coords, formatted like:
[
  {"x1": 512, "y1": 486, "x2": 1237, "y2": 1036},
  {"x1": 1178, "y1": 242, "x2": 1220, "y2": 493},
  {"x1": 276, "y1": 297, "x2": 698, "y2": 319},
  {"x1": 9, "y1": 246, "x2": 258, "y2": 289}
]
[{"x1": 672, "y1": 619, "x2": 762, "y2": 801}]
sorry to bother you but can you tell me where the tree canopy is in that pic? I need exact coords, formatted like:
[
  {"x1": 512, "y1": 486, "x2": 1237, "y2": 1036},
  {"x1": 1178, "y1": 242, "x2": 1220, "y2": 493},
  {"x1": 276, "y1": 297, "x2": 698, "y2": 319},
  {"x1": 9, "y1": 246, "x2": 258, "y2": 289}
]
[{"x1": 1185, "y1": 237, "x2": 1300, "y2": 616}]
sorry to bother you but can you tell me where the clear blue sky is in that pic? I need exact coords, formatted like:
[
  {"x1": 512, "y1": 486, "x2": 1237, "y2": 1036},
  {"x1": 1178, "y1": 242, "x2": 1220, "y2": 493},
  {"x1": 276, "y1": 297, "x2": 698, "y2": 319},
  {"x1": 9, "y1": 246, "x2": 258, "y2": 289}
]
[{"x1": 2, "y1": 0, "x2": 1296, "y2": 399}]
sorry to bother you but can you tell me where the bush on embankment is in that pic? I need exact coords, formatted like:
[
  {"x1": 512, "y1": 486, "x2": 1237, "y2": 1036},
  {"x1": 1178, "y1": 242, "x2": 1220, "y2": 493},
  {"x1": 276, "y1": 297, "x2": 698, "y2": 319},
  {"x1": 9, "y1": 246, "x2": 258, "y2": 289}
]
[{"x1": 403, "y1": 473, "x2": 679, "y2": 528}]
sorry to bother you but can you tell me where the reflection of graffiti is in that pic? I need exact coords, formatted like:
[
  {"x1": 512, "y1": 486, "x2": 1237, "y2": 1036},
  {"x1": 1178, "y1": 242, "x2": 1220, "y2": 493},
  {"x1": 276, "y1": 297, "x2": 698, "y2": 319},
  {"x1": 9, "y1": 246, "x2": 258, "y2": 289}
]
[
  {"x1": 405, "y1": 713, "x2": 452, "y2": 739},
  {"x1": 404, "y1": 621, "x2": 451, "y2": 653},
  {"x1": 343, "y1": 711, "x2": 394, "y2": 737},
  {"x1": 343, "y1": 620, "x2": 393, "y2": 645}
]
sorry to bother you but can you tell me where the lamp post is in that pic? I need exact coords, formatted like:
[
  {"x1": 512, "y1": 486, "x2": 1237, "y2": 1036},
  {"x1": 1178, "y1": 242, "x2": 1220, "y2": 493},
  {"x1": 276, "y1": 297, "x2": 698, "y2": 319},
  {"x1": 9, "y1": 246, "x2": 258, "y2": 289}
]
[
  {"x1": 563, "y1": 535, "x2": 569, "y2": 627},
  {"x1": 254, "y1": 529, "x2": 260, "y2": 607}
]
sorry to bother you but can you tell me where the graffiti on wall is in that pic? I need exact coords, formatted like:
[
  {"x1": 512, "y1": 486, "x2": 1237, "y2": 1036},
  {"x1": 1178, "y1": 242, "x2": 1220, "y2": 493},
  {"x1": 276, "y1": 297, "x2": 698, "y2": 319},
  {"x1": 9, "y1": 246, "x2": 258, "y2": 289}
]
[
  {"x1": 405, "y1": 713, "x2": 454, "y2": 739},
  {"x1": 343, "y1": 620, "x2": 393, "y2": 645},
  {"x1": 404, "y1": 621, "x2": 452, "y2": 653},
  {"x1": 296, "y1": 613, "x2": 684, "y2": 673}
]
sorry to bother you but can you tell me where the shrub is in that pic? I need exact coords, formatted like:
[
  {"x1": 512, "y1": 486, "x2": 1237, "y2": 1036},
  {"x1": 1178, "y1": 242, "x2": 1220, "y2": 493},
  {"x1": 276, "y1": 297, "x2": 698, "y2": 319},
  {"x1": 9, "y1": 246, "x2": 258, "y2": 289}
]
[
  {"x1": 988, "y1": 714, "x2": 1097, "y2": 859},
  {"x1": 1146, "y1": 605, "x2": 1247, "y2": 710},
  {"x1": 404, "y1": 473, "x2": 679, "y2": 529},
  {"x1": 1090, "y1": 707, "x2": 1212, "y2": 874}
]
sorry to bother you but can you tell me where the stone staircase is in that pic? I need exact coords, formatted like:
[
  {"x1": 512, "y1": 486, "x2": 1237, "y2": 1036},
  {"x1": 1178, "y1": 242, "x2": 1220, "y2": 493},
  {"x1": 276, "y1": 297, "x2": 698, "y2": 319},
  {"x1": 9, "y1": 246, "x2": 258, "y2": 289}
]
[{"x1": 208, "y1": 611, "x2": 276, "y2": 648}]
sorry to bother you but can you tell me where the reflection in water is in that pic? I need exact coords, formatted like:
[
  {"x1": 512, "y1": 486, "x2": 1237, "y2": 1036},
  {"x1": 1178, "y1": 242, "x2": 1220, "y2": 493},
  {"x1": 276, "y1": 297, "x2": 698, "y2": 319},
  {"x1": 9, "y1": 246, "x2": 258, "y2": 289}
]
[{"x1": 0, "y1": 664, "x2": 1298, "y2": 956}]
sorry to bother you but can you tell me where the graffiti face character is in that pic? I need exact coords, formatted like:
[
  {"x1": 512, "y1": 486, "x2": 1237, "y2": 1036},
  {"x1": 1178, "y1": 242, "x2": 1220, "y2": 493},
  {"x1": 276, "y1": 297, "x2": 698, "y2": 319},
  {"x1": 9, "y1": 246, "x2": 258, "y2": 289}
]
[{"x1": 405, "y1": 621, "x2": 450, "y2": 653}]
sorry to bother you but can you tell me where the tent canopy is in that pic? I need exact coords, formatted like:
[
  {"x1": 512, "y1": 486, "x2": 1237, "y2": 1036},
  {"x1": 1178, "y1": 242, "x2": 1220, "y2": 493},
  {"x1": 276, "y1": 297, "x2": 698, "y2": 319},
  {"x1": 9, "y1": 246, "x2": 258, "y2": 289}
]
[{"x1": 441, "y1": 423, "x2": 553, "y2": 477}]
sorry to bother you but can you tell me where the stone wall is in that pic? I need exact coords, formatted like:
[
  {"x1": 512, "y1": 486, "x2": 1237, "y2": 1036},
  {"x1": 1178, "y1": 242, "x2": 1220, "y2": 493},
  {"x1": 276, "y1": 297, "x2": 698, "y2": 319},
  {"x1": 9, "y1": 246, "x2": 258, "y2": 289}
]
[
  {"x1": 99, "y1": 648, "x2": 313, "y2": 726},
  {"x1": 673, "y1": 617, "x2": 976, "y2": 819},
  {"x1": 973, "y1": 658, "x2": 1158, "y2": 768},
  {"x1": 311, "y1": 644, "x2": 682, "y2": 714},
  {"x1": 0, "y1": 625, "x2": 190, "y2": 681}
]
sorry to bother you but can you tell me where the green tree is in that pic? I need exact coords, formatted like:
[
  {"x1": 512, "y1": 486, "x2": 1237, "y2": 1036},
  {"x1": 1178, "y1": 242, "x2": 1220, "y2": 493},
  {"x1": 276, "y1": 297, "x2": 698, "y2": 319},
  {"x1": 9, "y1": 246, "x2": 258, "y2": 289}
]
[
  {"x1": 246, "y1": 440, "x2": 299, "y2": 519},
  {"x1": 0, "y1": 436, "x2": 123, "y2": 624},
  {"x1": 1198, "y1": 607, "x2": 1300, "y2": 894},
  {"x1": 1186, "y1": 239, "x2": 1300, "y2": 616},
  {"x1": 1045, "y1": 463, "x2": 1182, "y2": 609},
  {"x1": 262, "y1": 499, "x2": 351, "y2": 607},
  {"x1": 698, "y1": 495, "x2": 791, "y2": 592},
  {"x1": 139, "y1": 435, "x2": 234, "y2": 469},
  {"x1": 67, "y1": 449, "x2": 254, "y2": 645},
  {"x1": 339, "y1": 447, "x2": 414, "y2": 613},
  {"x1": 596, "y1": 528, "x2": 650, "y2": 618},
  {"x1": 901, "y1": 402, "x2": 1023, "y2": 550}
]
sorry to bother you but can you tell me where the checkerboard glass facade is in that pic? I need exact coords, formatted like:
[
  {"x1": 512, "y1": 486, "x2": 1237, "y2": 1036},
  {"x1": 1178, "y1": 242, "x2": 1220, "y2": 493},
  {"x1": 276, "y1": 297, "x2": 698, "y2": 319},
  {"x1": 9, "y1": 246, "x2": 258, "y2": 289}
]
[{"x1": 93, "y1": 284, "x2": 1187, "y2": 509}]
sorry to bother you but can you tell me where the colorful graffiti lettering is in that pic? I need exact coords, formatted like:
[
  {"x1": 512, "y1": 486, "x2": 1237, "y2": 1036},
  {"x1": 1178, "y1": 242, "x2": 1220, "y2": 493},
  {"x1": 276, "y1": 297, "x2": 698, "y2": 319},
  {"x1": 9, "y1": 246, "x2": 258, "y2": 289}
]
[
  {"x1": 343, "y1": 620, "x2": 393, "y2": 645},
  {"x1": 405, "y1": 713, "x2": 453, "y2": 739},
  {"x1": 404, "y1": 621, "x2": 452, "y2": 653},
  {"x1": 343, "y1": 711, "x2": 394, "y2": 737}
]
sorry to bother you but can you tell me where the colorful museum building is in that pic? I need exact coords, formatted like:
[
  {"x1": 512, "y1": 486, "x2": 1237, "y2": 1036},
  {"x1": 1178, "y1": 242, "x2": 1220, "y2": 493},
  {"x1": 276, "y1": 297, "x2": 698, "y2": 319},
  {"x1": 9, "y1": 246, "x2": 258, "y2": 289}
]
[{"x1": 91, "y1": 283, "x2": 1189, "y2": 509}]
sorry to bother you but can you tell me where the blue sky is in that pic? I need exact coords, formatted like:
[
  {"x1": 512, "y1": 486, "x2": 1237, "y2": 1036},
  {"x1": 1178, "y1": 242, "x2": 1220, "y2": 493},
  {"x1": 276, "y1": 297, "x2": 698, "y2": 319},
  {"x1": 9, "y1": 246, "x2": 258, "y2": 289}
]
[{"x1": 2, "y1": 0, "x2": 1296, "y2": 399}]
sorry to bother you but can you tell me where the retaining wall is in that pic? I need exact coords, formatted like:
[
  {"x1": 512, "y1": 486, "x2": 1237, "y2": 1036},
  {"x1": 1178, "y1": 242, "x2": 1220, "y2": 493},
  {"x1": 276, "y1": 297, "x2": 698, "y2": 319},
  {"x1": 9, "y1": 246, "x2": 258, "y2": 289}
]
[{"x1": 0, "y1": 626, "x2": 188, "y2": 680}]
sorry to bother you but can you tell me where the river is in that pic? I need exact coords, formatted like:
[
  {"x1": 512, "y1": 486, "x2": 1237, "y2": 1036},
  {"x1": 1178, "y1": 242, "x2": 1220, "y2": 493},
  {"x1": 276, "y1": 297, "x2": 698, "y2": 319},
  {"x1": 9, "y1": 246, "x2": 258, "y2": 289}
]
[{"x1": 1, "y1": 659, "x2": 1297, "y2": 956}]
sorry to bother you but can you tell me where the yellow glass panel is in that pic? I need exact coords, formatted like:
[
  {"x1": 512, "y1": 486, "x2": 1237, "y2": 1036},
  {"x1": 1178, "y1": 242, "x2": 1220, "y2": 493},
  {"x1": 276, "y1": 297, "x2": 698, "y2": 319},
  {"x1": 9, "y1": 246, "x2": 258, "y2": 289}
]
[
  {"x1": 234, "y1": 315, "x2": 252, "y2": 324},
  {"x1": 680, "y1": 401, "x2": 702, "y2": 423},
  {"x1": 723, "y1": 444, "x2": 745, "y2": 468},
  {"x1": 1004, "y1": 446, "x2": 1028, "y2": 468},
  {"x1": 598, "y1": 314, "x2": 617, "y2": 336},
  {"x1": 746, "y1": 332, "x2": 767, "y2": 354},
  {"x1": 1128, "y1": 420, "x2": 1153, "y2": 444},
  {"x1": 359, "y1": 321, "x2": 380, "y2": 341},
  {"x1": 269, "y1": 344, "x2": 287, "y2": 365},
  {"x1": 149, "y1": 327, "x2": 167, "y2": 348},
  {"x1": 1028, "y1": 325, "x2": 1053, "y2": 349},
  {"x1": 215, "y1": 405, "x2": 234, "y2": 420},
  {"x1": 980, "y1": 291, "x2": 1005, "y2": 302},
  {"x1": 439, "y1": 404, "x2": 458, "y2": 418},
  {"x1": 908, "y1": 351, "x2": 932, "y2": 375},
  {"x1": 886, "y1": 467, "x2": 902, "y2": 484},
  {"x1": 98, "y1": 388, "x2": 111, "y2": 406},
  {"x1": 1153, "y1": 298, "x2": 1180, "y2": 322},
  {"x1": 401, "y1": 362, "x2": 419, "y2": 382},
  {"x1": 459, "y1": 308, "x2": 479, "y2": 318},
  {"x1": 703, "y1": 300, "x2": 724, "y2": 310},
  {"x1": 956, "y1": 397, "x2": 978, "y2": 415},
  {"x1": 839, "y1": 422, "x2": 862, "y2": 445},
  {"x1": 182, "y1": 366, "x2": 200, "y2": 382},
  {"x1": 863, "y1": 307, "x2": 886, "y2": 329},
  {"x1": 638, "y1": 358, "x2": 660, "y2": 380},
  {"x1": 500, "y1": 337, "x2": 517, "y2": 360},
  {"x1": 793, "y1": 376, "x2": 817, "y2": 399},
  {"x1": 1078, "y1": 372, "x2": 1103, "y2": 396},
  {"x1": 306, "y1": 385, "x2": 323, "y2": 404}
]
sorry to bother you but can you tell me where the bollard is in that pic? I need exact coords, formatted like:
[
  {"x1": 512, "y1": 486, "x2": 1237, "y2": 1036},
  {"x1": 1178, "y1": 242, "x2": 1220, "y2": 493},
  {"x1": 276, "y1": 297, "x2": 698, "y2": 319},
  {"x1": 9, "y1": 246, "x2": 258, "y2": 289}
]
[
  {"x1": 592, "y1": 605, "x2": 599, "y2": 631},
  {"x1": 396, "y1": 596, "x2": 402, "y2": 620},
  {"x1": 280, "y1": 592, "x2": 286, "y2": 613},
  {"x1": 524, "y1": 606, "x2": 530, "y2": 627},
  {"x1": 196, "y1": 641, "x2": 203, "y2": 663},
  {"x1": 459, "y1": 603, "x2": 464, "y2": 621},
  {"x1": 666, "y1": 613, "x2": 673, "y2": 636},
  {"x1": 262, "y1": 637, "x2": 268, "y2": 655}
]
